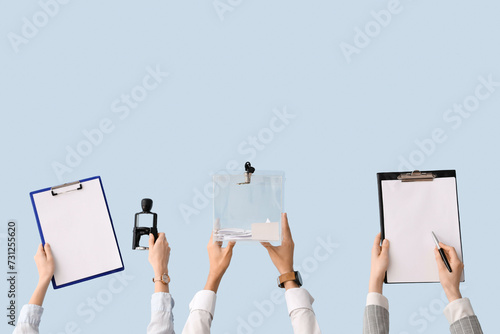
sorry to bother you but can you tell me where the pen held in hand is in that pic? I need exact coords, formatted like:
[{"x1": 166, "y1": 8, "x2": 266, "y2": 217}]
[{"x1": 431, "y1": 231, "x2": 452, "y2": 273}]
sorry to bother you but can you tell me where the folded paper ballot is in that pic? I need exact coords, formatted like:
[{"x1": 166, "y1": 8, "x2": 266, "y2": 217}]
[{"x1": 216, "y1": 228, "x2": 253, "y2": 241}]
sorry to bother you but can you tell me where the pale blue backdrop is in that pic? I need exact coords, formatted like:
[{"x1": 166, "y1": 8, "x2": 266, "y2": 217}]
[{"x1": 1, "y1": 1, "x2": 498, "y2": 333}]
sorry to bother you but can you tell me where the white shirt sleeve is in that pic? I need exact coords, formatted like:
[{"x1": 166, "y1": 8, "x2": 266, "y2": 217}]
[
  {"x1": 181, "y1": 290, "x2": 217, "y2": 334},
  {"x1": 443, "y1": 298, "x2": 476, "y2": 324},
  {"x1": 147, "y1": 292, "x2": 175, "y2": 334},
  {"x1": 285, "y1": 288, "x2": 321, "y2": 334},
  {"x1": 12, "y1": 304, "x2": 44, "y2": 334},
  {"x1": 366, "y1": 292, "x2": 389, "y2": 311}
]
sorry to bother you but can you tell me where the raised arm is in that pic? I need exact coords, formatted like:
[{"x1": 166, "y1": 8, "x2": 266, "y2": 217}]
[
  {"x1": 182, "y1": 233, "x2": 235, "y2": 334},
  {"x1": 30, "y1": 243, "x2": 55, "y2": 306},
  {"x1": 262, "y1": 213, "x2": 321, "y2": 334},
  {"x1": 434, "y1": 242, "x2": 483, "y2": 334},
  {"x1": 368, "y1": 233, "x2": 389, "y2": 295},
  {"x1": 363, "y1": 233, "x2": 390, "y2": 334},
  {"x1": 147, "y1": 232, "x2": 175, "y2": 334},
  {"x1": 13, "y1": 243, "x2": 55, "y2": 334},
  {"x1": 204, "y1": 234, "x2": 236, "y2": 293}
]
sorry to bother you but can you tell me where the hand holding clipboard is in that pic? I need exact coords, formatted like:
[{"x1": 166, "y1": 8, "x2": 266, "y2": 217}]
[{"x1": 30, "y1": 177, "x2": 124, "y2": 289}]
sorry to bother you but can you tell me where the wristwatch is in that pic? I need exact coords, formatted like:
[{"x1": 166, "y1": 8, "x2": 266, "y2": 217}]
[
  {"x1": 277, "y1": 271, "x2": 302, "y2": 288},
  {"x1": 152, "y1": 273, "x2": 170, "y2": 285}
]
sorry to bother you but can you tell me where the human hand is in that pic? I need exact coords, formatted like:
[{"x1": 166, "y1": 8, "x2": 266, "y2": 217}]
[
  {"x1": 29, "y1": 243, "x2": 55, "y2": 306},
  {"x1": 148, "y1": 233, "x2": 170, "y2": 277},
  {"x1": 368, "y1": 233, "x2": 389, "y2": 294},
  {"x1": 261, "y1": 213, "x2": 296, "y2": 289},
  {"x1": 434, "y1": 242, "x2": 463, "y2": 302},
  {"x1": 204, "y1": 233, "x2": 236, "y2": 293},
  {"x1": 34, "y1": 243, "x2": 55, "y2": 284}
]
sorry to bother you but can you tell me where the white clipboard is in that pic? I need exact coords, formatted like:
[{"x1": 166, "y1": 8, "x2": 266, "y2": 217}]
[
  {"x1": 377, "y1": 170, "x2": 464, "y2": 284},
  {"x1": 30, "y1": 176, "x2": 124, "y2": 289}
]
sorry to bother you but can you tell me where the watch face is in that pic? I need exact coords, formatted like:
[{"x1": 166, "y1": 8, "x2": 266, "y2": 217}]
[
  {"x1": 295, "y1": 271, "x2": 303, "y2": 286},
  {"x1": 162, "y1": 274, "x2": 170, "y2": 283}
]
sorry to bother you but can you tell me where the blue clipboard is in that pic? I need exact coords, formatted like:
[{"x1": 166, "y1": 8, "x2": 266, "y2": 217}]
[{"x1": 30, "y1": 176, "x2": 124, "y2": 289}]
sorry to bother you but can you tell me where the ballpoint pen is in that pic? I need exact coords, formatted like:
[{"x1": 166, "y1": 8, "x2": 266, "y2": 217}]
[{"x1": 432, "y1": 231, "x2": 452, "y2": 273}]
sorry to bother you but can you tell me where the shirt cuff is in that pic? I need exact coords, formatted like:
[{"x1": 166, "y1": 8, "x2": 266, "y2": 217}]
[
  {"x1": 189, "y1": 290, "x2": 217, "y2": 318},
  {"x1": 285, "y1": 288, "x2": 315, "y2": 315},
  {"x1": 443, "y1": 298, "x2": 475, "y2": 324},
  {"x1": 151, "y1": 292, "x2": 175, "y2": 312},
  {"x1": 366, "y1": 292, "x2": 389, "y2": 311},
  {"x1": 18, "y1": 304, "x2": 44, "y2": 325}
]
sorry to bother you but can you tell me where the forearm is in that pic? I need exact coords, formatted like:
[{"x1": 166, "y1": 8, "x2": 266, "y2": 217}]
[
  {"x1": 443, "y1": 286, "x2": 462, "y2": 303},
  {"x1": 154, "y1": 282, "x2": 169, "y2": 293},
  {"x1": 28, "y1": 279, "x2": 50, "y2": 306},
  {"x1": 444, "y1": 298, "x2": 477, "y2": 324},
  {"x1": 152, "y1": 266, "x2": 169, "y2": 293},
  {"x1": 147, "y1": 292, "x2": 175, "y2": 334},
  {"x1": 290, "y1": 308, "x2": 321, "y2": 334},
  {"x1": 363, "y1": 293, "x2": 389, "y2": 334},
  {"x1": 284, "y1": 281, "x2": 299, "y2": 290},
  {"x1": 182, "y1": 290, "x2": 216, "y2": 334},
  {"x1": 12, "y1": 304, "x2": 44, "y2": 334},
  {"x1": 368, "y1": 276, "x2": 384, "y2": 294},
  {"x1": 182, "y1": 310, "x2": 212, "y2": 334},
  {"x1": 286, "y1": 288, "x2": 321, "y2": 334},
  {"x1": 444, "y1": 298, "x2": 483, "y2": 333},
  {"x1": 204, "y1": 273, "x2": 223, "y2": 293},
  {"x1": 363, "y1": 304, "x2": 389, "y2": 334}
]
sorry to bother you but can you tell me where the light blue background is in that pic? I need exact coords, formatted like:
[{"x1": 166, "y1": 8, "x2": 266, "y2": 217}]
[{"x1": 1, "y1": 1, "x2": 499, "y2": 333}]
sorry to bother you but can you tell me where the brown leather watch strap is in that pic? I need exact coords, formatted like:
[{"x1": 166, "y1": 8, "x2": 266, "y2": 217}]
[{"x1": 278, "y1": 271, "x2": 296, "y2": 287}]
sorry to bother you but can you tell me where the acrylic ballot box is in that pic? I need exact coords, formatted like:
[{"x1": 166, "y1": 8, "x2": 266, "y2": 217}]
[{"x1": 213, "y1": 170, "x2": 284, "y2": 243}]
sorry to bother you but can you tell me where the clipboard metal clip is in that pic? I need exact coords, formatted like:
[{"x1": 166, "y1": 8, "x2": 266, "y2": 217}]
[
  {"x1": 237, "y1": 161, "x2": 256, "y2": 185},
  {"x1": 51, "y1": 181, "x2": 83, "y2": 196},
  {"x1": 397, "y1": 170, "x2": 435, "y2": 182}
]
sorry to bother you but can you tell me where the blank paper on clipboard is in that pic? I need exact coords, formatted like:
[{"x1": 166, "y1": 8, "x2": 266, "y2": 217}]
[
  {"x1": 30, "y1": 176, "x2": 124, "y2": 289},
  {"x1": 378, "y1": 171, "x2": 464, "y2": 283}
]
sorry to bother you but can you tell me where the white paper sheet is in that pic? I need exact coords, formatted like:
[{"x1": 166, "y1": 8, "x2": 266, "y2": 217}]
[
  {"x1": 381, "y1": 177, "x2": 464, "y2": 283},
  {"x1": 251, "y1": 222, "x2": 280, "y2": 241},
  {"x1": 32, "y1": 178, "x2": 123, "y2": 288}
]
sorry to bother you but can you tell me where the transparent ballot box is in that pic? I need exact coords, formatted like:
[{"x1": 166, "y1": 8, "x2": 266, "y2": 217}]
[{"x1": 213, "y1": 170, "x2": 284, "y2": 243}]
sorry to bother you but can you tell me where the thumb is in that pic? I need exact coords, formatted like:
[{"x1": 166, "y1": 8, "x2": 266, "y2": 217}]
[
  {"x1": 381, "y1": 238, "x2": 390, "y2": 254},
  {"x1": 261, "y1": 242, "x2": 272, "y2": 249},
  {"x1": 261, "y1": 242, "x2": 276, "y2": 255},
  {"x1": 149, "y1": 233, "x2": 155, "y2": 249},
  {"x1": 44, "y1": 243, "x2": 53, "y2": 260}
]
